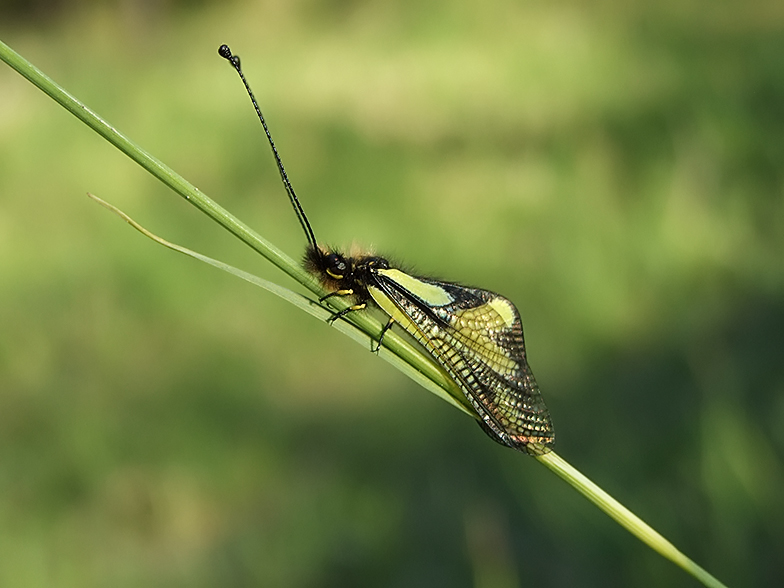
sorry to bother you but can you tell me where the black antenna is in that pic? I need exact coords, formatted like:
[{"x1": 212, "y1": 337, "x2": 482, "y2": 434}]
[{"x1": 218, "y1": 44, "x2": 319, "y2": 251}]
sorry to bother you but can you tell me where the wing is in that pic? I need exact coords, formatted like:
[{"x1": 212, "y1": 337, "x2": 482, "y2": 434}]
[{"x1": 369, "y1": 270, "x2": 554, "y2": 455}]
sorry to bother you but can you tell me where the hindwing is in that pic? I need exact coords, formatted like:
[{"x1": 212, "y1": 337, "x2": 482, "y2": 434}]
[{"x1": 369, "y1": 270, "x2": 554, "y2": 455}]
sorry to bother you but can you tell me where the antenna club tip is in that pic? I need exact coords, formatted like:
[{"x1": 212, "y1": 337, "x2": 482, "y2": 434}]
[
  {"x1": 218, "y1": 44, "x2": 241, "y2": 70},
  {"x1": 218, "y1": 44, "x2": 232, "y2": 60}
]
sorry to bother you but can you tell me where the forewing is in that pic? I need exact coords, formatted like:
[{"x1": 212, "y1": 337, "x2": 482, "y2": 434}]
[{"x1": 373, "y1": 273, "x2": 554, "y2": 455}]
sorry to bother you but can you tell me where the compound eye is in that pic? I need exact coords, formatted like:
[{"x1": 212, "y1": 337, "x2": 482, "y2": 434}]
[{"x1": 325, "y1": 254, "x2": 348, "y2": 279}]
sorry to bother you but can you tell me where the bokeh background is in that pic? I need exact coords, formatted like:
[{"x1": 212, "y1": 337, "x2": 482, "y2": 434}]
[{"x1": 1, "y1": 1, "x2": 783, "y2": 586}]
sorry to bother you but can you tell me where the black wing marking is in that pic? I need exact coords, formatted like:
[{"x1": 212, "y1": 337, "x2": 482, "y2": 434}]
[{"x1": 373, "y1": 274, "x2": 554, "y2": 455}]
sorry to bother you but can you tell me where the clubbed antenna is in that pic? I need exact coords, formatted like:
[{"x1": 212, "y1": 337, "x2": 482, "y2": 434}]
[{"x1": 218, "y1": 44, "x2": 319, "y2": 251}]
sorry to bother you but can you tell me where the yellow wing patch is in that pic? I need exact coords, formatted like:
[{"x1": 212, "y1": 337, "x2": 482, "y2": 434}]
[
  {"x1": 487, "y1": 298, "x2": 517, "y2": 329},
  {"x1": 377, "y1": 269, "x2": 454, "y2": 306},
  {"x1": 368, "y1": 285, "x2": 417, "y2": 332}
]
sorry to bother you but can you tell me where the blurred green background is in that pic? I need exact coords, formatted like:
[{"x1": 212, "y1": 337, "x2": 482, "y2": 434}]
[{"x1": 1, "y1": 1, "x2": 783, "y2": 586}]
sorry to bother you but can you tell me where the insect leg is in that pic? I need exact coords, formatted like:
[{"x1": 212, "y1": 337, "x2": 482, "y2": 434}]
[
  {"x1": 319, "y1": 289, "x2": 354, "y2": 303},
  {"x1": 372, "y1": 318, "x2": 396, "y2": 354},
  {"x1": 326, "y1": 303, "x2": 367, "y2": 325}
]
